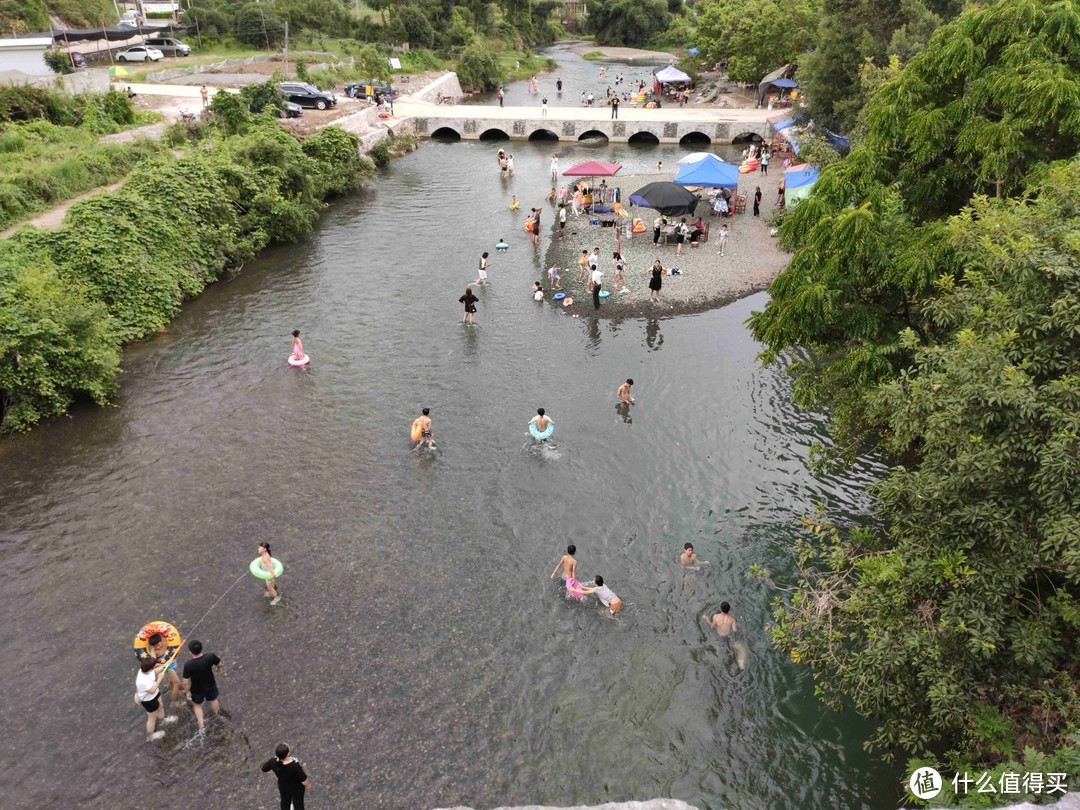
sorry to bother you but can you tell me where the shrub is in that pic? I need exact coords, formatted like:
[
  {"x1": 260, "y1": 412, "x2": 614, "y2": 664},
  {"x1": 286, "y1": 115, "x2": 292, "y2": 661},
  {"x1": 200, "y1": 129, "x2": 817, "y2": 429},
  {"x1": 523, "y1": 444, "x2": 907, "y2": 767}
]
[
  {"x1": 368, "y1": 139, "x2": 392, "y2": 167},
  {"x1": 233, "y1": 4, "x2": 286, "y2": 47},
  {"x1": 208, "y1": 89, "x2": 250, "y2": 135},
  {"x1": 301, "y1": 126, "x2": 369, "y2": 197},
  {"x1": 43, "y1": 50, "x2": 74, "y2": 75},
  {"x1": 456, "y1": 45, "x2": 505, "y2": 91},
  {"x1": 98, "y1": 90, "x2": 136, "y2": 126},
  {"x1": 240, "y1": 79, "x2": 285, "y2": 115}
]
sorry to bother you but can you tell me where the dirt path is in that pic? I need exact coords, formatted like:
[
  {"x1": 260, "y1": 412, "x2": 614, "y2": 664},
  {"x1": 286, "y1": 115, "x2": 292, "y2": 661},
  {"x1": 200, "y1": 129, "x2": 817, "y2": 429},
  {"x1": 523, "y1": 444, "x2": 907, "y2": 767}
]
[{"x1": 0, "y1": 182, "x2": 124, "y2": 238}]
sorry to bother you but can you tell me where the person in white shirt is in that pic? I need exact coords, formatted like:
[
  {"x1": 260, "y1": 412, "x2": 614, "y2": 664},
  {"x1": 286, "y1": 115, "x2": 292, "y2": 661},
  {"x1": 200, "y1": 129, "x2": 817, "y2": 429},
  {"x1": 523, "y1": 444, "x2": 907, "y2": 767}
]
[
  {"x1": 577, "y1": 575, "x2": 624, "y2": 614},
  {"x1": 590, "y1": 266, "x2": 603, "y2": 309},
  {"x1": 558, "y1": 204, "x2": 567, "y2": 237},
  {"x1": 135, "y1": 656, "x2": 177, "y2": 740},
  {"x1": 507, "y1": 154, "x2": 515, "y2": 176},
  {"x1": 476, "y1": 252, "x2": 489, "y2": 285},
  {"x1": 550, "y1": 155, "x2": 558, "y2": 179}
]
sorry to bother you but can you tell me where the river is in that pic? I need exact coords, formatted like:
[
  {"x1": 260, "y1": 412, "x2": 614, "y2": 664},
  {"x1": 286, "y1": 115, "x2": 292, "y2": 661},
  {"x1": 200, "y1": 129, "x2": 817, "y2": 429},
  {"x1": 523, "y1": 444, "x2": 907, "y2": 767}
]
[{"x1": 0, "y1": 47, "x2": 899, "y2": 809}]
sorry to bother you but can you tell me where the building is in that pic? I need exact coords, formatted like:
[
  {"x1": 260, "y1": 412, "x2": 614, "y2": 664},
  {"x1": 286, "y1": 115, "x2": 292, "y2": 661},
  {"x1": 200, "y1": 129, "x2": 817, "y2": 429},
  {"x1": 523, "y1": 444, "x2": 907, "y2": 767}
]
[{"x1": 0, "y1": 38, "x2": 53, "y2": 77}]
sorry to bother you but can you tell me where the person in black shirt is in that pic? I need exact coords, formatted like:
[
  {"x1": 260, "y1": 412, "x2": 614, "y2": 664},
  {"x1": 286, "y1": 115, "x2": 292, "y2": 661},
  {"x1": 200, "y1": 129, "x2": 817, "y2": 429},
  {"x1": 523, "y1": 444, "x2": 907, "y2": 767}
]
[
  {"x1": 459, "y1": 287, "x2": 478, "y2": 325},
  {"x1": 262, "y1": 743, "x2": 312, "y2": 810},
  {"x1": 181, "y1": 639, "x2": 222, "y2": 731}
]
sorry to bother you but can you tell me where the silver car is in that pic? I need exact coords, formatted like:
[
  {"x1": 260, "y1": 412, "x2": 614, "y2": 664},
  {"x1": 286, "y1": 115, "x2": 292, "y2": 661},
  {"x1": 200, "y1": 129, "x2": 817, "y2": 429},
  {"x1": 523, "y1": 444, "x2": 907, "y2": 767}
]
[{"x1": 116, "y1": 46, "x2": 164, "y2": 62}]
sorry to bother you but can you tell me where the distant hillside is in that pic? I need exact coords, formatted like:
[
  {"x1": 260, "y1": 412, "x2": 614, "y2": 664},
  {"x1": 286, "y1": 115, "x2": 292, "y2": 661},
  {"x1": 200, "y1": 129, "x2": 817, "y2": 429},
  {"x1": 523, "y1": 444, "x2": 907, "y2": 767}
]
[{"x1": 0, "y1": 0, "x2": 118, "y2": 32}]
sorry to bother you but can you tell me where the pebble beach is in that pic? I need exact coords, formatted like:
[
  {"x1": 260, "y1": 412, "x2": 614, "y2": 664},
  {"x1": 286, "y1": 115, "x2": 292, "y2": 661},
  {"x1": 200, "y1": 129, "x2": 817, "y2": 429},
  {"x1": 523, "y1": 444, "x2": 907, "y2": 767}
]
[{"x1": 543, "y1": 169, "x2": 790, "y2": 318}]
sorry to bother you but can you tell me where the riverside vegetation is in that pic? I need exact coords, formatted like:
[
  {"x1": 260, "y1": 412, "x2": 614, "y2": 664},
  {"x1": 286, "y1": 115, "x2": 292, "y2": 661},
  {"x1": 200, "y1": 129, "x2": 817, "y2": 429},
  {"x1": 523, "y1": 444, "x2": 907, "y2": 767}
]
[
  {"x1": 0, "y1": 100, "x2": 373, "y2": 432},
  {"x1": 749, "y1": 0, "x2": 1080, "y2": 801}
]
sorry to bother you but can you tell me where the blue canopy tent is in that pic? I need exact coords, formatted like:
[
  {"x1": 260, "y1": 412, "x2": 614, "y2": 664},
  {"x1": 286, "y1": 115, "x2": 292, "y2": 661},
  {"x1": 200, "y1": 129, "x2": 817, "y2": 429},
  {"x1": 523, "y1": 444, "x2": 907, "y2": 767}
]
[
  {"x1": 673, "y1": 155, "x2": 739, "y2": 189},
  {"x1": 784, "y1": 164, "x2": 819, "y2": 207}
]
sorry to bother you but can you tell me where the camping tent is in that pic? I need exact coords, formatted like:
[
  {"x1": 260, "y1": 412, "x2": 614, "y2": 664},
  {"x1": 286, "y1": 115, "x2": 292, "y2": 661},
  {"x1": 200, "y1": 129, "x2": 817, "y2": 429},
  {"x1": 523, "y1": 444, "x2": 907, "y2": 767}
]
[
  {"x1": 756, "y1": 64, "x2": 794, "y2": 106},
  {"x1": 654, "y1": 65, "x2": 692, "y2": 85},
  {"x1": 673, "y1": 155, "x2": 739, "y2": 189},
  {"x1": 784, "y1": 164, "x2": 819, "y2": 207}
]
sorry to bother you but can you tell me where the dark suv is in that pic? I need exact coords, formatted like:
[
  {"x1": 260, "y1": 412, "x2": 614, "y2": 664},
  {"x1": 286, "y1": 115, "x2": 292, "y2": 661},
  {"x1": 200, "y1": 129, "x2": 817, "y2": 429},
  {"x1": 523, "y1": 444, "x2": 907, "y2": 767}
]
[
  {"x1": 280, "y1": 81, "x2": 337, "y2": 110},
  {"x1": 345, "y1": 81, "x2": 397, "y2": 101}
]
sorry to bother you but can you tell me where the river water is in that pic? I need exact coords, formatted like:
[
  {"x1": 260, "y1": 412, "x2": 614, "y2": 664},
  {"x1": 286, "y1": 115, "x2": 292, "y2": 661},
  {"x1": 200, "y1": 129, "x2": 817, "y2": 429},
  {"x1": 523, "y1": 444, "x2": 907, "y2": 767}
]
[{"x1": 0, "y1": 48, "x2": 899, "y2": 810}]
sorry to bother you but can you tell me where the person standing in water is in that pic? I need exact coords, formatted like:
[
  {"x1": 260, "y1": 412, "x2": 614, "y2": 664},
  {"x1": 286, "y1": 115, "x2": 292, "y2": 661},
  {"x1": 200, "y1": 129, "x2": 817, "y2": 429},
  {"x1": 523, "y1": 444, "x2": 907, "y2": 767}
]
[
  {"x1": 531, "y1": 207, "x2": 542, "y2": 246},
  {"x1": 476, "y1": 252, "x2": 490, "y2": 285},
  {"x1": 182, "y1": 640, "x2": 223, "y2": 732},
  {"x1": 708, "y1": 602, "x2": 737, "y2": 636},
  {"x1": 550, "y1": 544, "x2": 581, "y2": 595},
  {"x1": 146, "y1": 633, "x2": 182, "y2": 703},
  {"x1": 550, "y1": 155, "x2": 559, "y2": 180},
  {"x1": 415, "y1": 407, "x2": 434, "y2": 449},
  {"x1": 262, "y1": 743, "x2": 311, "y2": 810},
  {"x1": 616, "y1": 378, "x2": 635, "y2": 405},
  {"x1": 291, "y1": 330, "x2": 304, "y2": 362},
  {"x1": 680, "y1": 543, "x2": 709, "y2": 570},
  {"x1": 590, "y1": 264, "x2": 603, "y2": 309},
  {"x1": 135, "y1": 656, "x2": 177, "y2": 741},
  {"x1": 258, "y1": 542, "x2": 281, "y2": 605},
  {"x1": 576, "y1": 575, "x2": 624, "y2": 615},
  {"x1": 556, "y1": 77, "x2": 563, "y2": 93},
  {"x1": 507, "y1": 154, "x2": 515, "y2": 176},
  {"x1": 530, "y1": 407, "x2": 554, "y2": 443},
  {"x1": 459, "y1": 287, "x2": 478, "y2": 325}
]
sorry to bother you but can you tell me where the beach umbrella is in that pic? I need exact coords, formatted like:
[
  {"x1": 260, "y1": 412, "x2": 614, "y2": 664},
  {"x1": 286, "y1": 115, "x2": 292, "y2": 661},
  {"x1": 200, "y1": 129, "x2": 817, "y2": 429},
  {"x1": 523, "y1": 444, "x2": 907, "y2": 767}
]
[
  {"x1": 563, "y1": 160, "x2": 622, "y2": 177},
  {"x1": 676, "y1": 151, "x2": 715, "y2": 166},
  {"x1": 674, "y1": 154, "x2": 740, "y2": 189},
  {"x1": 108, "y1": 65, "x2": 131, "y2": 77},
  {"x1": 772, "y1": 78, "x2": 798, "y2": 89},
  {"x1": 628, "y1": 182, "x2": 698, "y2": 216}
]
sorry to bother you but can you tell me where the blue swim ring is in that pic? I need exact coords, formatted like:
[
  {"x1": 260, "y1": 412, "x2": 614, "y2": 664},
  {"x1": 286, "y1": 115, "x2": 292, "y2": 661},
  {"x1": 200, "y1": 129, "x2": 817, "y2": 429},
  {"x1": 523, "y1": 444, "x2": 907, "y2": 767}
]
[
  {"x1": 599, "y1": 290, "x2": 611, "y2": 298},
  {"x1": 553, "y1": 292, "x2": 567, "y2": 300},
  {"x1": 529, "y1": 422, "x2": 554, "y2": 440}
]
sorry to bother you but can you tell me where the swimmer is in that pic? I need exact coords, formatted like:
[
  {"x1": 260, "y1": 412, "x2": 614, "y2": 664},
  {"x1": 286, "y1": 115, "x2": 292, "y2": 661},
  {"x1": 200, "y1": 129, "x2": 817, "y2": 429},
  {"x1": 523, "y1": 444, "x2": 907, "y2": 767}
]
[
  {"x1": 530, "y1": 407, "x2": 554, "y2": 444},
  {"x1": 533, "y1": 282, "x2": 544, "y2": 301},
  {"x1": 708, "y1": 601, "x2": 737, "y2": 637},
  {"x1": 680, "y1": 542, "x2": 709, "y2": 570},
  {"x1": 656, "y1": 160, "x2": 663, "y2": 172},
  {"x1": 291, "y1": 330, "x2": 304, "y2": 362},
  {"x1": 415, "y1": 407, "x2": 434, "y2": 449},
  {"x1": 547, "y1": 262, "x2": 562, "y2": 290},
  {"x1": 147, "y1": 633, "x2": 182, "y2": 702},
  {"x1": 258, "y1": 542, "x2": 281, "y2": 605},
  {"x1": 576, "y1": 575, "x2": 624, "y2": 615},
  {"x1": 550, "y1": 544, "x2": 584, "y2": 597},
  {"x1": 496, "y1": 238, "x2": 509, "y2": 252},
  {"x1": 510, "y1": 195, "x2": 519, "y2": 211},
  {"x1": 135, "y1": 656, "x2": 177, "y2": 741},
  {"x1": 616, "y1": 378, "x2": 635, "y2": 405}
]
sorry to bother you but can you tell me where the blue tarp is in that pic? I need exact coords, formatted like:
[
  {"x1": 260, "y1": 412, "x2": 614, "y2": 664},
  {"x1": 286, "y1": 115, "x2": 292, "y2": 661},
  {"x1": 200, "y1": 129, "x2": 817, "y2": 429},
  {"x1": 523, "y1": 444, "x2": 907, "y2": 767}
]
[
  {"x1": 785, "y1": 164, "x2": 819, "y2": 189},
  {"x1": 673, "y1": 155, "x2": 739, "y2": 189},
  {"x1": 824, "y1": 130, "x2": 850, "y2": 151},
  {"x1": 773, "y1": 118, "x2": 796, "y2": 131}
]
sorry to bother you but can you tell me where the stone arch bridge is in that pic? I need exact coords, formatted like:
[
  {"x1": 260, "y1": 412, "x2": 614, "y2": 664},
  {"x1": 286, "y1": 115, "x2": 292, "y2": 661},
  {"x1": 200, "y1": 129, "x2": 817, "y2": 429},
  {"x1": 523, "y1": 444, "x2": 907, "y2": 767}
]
[{"x1": 392, "y1": 100, "x2": 773, "y2": 145}]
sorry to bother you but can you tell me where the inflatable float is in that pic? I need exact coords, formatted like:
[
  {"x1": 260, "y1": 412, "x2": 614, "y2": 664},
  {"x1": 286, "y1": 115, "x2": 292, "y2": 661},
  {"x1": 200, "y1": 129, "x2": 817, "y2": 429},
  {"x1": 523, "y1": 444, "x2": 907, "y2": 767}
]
[
  {"x1": 510, "y1": 200, "x2": 519, "y2": 211},
  {"x1": 133, "y1": 621, "x2": 181, "y2": 662},
  {"x1": 249, "y1": 557, "x2": 283, "y2": 580},
  {"x1": 599, "y1": 290, "x2": 611, "y2": 298},
  {"x1": 553, "y1": 292, "x2": 566, "y2": 300},
  {"x1": 288, "y1": 354, "x2": 310, "y2": 367},
  {"x1": 410, "y1": 418, "x2": 425, "y2": 442},
  {"x1": 632, "y1": 218, "x2": 646, "y2": 233},
  {"x1": 495, "y1": 241, "x2": 509, "y2": 252},
  {"x1": 529, "y1": 421, "x2": 554, "y2": 441}
]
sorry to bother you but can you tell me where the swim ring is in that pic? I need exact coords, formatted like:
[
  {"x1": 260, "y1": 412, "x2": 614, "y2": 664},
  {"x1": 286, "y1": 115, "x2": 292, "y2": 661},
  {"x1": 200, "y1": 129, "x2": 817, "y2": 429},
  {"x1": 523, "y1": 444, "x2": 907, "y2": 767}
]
[
  {"x1": 529, "y1": 421, "x2": 554, "y2": 441},
  {"x1": 553, "y1": 292, "x2": 567, "y2": 300},
  {"x1": 410, "y1": 418, "x2": 424, "y2": 442},
  {"x1": 288, "y1": 354, "x2": 310, "y2": 367},
  {"x1": 632, "y1": 219, "x2": 646, "y2": 233},
  {"x1": 599, "y1": 290, "x2": 611, "y2": 298},
  {"x1": 250, "y1": 557, "x2": 284, "y2": 580},
  {"x1": 510, "y1": 201, "x2": 519, "y2": 211},
  {"x1": 133, "y1": 621, "x2": 181, "y2": 662},
  {"x1": 496, "y1": 242, "x2": 509, "y2": 252}
]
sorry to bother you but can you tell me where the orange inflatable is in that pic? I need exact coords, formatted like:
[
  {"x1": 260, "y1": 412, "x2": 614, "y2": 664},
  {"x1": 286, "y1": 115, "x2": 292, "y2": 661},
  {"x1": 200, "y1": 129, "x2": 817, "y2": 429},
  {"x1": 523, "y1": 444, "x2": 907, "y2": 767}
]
[
  {"x1": 632, "y1": 218, "x2": 646, "y2": 233},
  {"x1": 410, "y1": 418, "x2": 424, "y2": 442},
  {"x1": 133, "y1": 621, "x2": 181, "y2": 662}
]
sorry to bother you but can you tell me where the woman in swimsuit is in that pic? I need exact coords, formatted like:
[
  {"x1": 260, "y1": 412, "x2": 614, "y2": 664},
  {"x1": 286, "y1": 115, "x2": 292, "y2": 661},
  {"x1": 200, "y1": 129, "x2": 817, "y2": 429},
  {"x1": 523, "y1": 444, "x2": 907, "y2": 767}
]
[
  {"x1": 459, "y1": 287, "x2": 478, "y2": 325},
  {"x1": 612, "y1": 252, "x2": 626, "y2": 291},
  {"x1": 291, "y1": 330, "x2": 304, "y2": 361},
  {"x1": 648, "y1": 260, "x2": 665, "y2": 303},
  {"x1": 258, "y1": 542, "x2": 280, "y2": 605}
]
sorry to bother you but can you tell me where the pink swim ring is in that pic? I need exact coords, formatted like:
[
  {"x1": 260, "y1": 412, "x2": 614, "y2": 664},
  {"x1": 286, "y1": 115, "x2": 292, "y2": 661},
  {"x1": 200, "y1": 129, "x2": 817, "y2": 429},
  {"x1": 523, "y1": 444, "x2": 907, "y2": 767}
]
[{"x1": 288, "y1": 354, "x2": 310, "y2": 367}]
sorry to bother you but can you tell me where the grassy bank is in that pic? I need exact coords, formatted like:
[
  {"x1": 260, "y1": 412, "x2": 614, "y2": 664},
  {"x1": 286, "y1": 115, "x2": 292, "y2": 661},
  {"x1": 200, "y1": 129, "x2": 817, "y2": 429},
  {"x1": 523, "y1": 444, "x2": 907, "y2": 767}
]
[{"x1": 0, "y1": 112, "x2": 374, "y2": 433}]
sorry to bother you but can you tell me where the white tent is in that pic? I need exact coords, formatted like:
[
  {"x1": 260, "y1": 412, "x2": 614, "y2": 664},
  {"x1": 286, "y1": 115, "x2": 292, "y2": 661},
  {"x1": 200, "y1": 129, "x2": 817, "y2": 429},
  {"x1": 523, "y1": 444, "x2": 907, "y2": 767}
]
[{"x1": 654, "y1": 64, "x2": 691, "y2": 84}]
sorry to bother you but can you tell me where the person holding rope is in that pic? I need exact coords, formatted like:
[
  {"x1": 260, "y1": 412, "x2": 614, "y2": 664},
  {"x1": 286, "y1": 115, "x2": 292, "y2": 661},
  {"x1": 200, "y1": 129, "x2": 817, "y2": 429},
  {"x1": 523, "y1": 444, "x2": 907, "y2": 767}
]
[
  {"x1": 135, "y1": 656, "x2": 178, "y2": 741},
  {"x1": 147, "y1": 632, "x2": 182, "y2": 703},
  {"x1": 182, "y1": 640, "x2": 223, "y2": 732},
  {"x1": 262, "y1": 742, "x2": 312, "y2": 809}
]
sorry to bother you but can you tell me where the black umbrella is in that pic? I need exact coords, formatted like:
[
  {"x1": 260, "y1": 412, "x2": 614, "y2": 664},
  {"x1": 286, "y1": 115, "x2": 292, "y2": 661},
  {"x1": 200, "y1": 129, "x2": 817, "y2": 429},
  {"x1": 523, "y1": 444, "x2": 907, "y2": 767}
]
[{"x1": 628, "y1": 182, "x2": 699, "y2": 216}]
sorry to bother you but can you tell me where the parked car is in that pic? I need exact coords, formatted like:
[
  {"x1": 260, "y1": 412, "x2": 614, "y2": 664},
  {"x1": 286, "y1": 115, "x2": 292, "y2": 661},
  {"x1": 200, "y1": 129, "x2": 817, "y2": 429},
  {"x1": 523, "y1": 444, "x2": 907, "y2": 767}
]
[
  {"x1": 145, "y1": 37, "x2": 191, "y2": 57},
  {"x1": 281, "y1": 101, "x2": 303, "y2": 118},
  {"x1": 344, "y1": 80, "x2": 397, "y2": 101},
  {"x1": 280, "y1": 81, "x2": 337, "y2": 110},
  {"x1": 116, "y1": 46, "x2": 163, "y2": 62},
  {"x1": 69, "y1": 52, "x2": 87, "y2": 69}
]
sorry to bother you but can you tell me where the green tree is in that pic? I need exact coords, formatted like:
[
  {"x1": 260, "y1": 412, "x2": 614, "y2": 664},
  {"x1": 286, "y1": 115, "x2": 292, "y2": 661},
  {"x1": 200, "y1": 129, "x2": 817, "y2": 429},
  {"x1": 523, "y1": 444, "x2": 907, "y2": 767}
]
[
  {"x1": 456, "y1": 44, "x2": 504, "y2": 90},
  {"x1": 697, "y1": 0, "x2": 819, "y2": 83},
  {"x1": 233, "y1": 4, "x2": 286, "y2": 48},
  {"x1": 442, "y1": 7, "x2": 477, "y2": 53},
  {"x1": 586, "y1": 0, "x2": 670, "y2": 47},
  {"x1": 209, "y1": 89, "x2": 250, "y2": 135},
  {"x1": 750, "y1": 0, "x2": 1080, "y2": 458},
  {"x1": 770, "y1": 160, "x2": 1080, "y2": 763},
  {"x1": 393, "y1": 5, "x2": 437, "y2": 48},
  {"x1": 353, "y1": 44, "x2": 391, "y2": 82}
]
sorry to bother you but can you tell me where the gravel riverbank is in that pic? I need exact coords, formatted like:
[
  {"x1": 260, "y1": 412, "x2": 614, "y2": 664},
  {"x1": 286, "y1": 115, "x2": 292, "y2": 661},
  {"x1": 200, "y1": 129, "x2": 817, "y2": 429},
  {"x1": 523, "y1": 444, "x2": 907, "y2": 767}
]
[{"x1": 540, "y1": 169, "x2": 788, "y2": 319}]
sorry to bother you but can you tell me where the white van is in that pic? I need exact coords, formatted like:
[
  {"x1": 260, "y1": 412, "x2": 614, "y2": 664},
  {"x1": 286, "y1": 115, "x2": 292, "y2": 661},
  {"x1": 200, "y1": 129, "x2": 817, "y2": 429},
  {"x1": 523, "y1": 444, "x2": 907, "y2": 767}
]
[{"x1": 118, "y1": 11, "x2": 139, "y2": 27}]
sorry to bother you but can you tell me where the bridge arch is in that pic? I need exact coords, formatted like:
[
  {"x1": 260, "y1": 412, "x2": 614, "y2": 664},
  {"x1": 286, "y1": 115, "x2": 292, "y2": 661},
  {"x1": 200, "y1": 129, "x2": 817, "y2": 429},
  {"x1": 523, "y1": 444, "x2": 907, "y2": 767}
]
[
  {"x1": 528, "y1": 128, "x2": 559, "y2": 141},
  {"x1": 431, "y1": 126, "x2": 461, "y2": 141},
  {"x1": 479, "y1": 128, "x2": 510, "y2": 141},
  {"x1": 628, "y1": 131, "x2": 660, "y2": 145},
  {"x1": 732, "y1": 131, "x2": 763, "y2": 145},
  {"x1": 679, "y1": 131, "x2": 711, "y2": 145},
  {"x1": 578, "y1": 129, "x2": 609, "y2": 143}
]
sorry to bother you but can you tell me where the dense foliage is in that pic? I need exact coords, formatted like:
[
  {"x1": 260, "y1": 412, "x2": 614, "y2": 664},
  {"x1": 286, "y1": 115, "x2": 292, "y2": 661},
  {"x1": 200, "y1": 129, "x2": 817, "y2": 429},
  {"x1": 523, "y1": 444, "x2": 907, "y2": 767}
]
[
  {"x1": 456, "y1": 45, "x2": 506, "y2": 91},
  {"x1": 0, "y1": 0, "x2": 115, "y2": 31},
  {"x1": 587, "y1": 0, "x2": 671, "y2": 48},
  {"x1": 750, "y1": 0, "x2": 1080, "y2": 782},
  {"x1": 0, "y1": 117, "x2": 371, "y2": 431},
  {"x1": 695, "y1": 0, "x2": 819, "y2": 84}
]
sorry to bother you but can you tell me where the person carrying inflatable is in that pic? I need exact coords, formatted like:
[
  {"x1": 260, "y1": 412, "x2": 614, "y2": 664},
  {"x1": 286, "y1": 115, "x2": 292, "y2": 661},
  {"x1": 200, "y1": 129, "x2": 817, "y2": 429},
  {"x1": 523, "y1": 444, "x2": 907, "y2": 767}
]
[
  {"x1": 133, "y1": 621, "x2": 183, "y2": 702},
  {"x1": 411, "y1": 407, "x2": 434, "y2": 449},
  {"x1": 529, "y1": 407, "x2": 554, "y2": 443}
]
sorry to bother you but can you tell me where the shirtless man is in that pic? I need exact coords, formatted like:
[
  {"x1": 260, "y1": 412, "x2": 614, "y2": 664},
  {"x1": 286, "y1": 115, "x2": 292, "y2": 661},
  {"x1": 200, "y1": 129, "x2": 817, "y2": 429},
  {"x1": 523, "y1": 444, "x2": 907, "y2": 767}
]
[
  {"x1": 680, "y1": 542, "x2": 709, "y2": 570},
  {"x1": 708, "y1": 602, "x2": 737, "y2": 637},
  {"x1": 576, "y1": 575, "x2": 623, "y2": 615},
  {"x1": 550, "y1": 545, "x2": 583, "y2": 597},
  {"x1": 415, "y1": 407, "x2": 434, "y2": 449},
  {"x1": 616, "y1": 378, "x2": 635, "y2": 405},
  {"x1": 529, "y1": 408, "x2": 554, "y2": 444}
]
